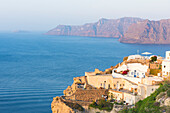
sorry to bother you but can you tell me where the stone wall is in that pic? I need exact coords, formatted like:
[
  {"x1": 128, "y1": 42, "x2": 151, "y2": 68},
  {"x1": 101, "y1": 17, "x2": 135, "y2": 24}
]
[{"x1": 64, "y1": 89, "x2": 108, "y2": 102}]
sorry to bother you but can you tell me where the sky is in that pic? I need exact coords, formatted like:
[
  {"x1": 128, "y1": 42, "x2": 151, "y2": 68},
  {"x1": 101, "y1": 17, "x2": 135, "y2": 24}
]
[{"x1": 0, "y1": 0, "x2": 170, "y2": 31}]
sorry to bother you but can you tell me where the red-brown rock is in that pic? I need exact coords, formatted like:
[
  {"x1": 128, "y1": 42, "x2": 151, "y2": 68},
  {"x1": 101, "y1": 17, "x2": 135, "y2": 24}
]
[
  {"x1": 46, "y1": 17, "x2": 143, "y2": 38},
  {"x1": 119, "y1": 19, "x2": 170, "y2": 44}
]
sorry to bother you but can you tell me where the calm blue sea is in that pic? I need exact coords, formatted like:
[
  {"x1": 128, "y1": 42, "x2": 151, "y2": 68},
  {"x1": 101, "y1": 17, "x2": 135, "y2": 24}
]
[{"x1": 0, "y1": 32, "x2": 170, "y2": 113}]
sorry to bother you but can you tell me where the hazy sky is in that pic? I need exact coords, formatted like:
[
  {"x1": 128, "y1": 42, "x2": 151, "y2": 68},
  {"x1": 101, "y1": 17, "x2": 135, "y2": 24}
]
[{"x1": 0, "y1": 0, "x2": 170, "y2": 31}]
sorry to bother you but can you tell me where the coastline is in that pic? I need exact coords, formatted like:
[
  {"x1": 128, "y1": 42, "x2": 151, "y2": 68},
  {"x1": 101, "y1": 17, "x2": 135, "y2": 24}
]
[{"x1": 51, "y1": 53, "x2": 169, "y2": 113}]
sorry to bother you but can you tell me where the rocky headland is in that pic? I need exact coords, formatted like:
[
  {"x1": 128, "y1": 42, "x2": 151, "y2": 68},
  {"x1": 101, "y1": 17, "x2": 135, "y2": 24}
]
[
  {"x1": 46, "y1": 17, "x2": 143, "y2": 38},
  {"x1": 46, "y1": 17, "x2": 170, "y2": 44}
]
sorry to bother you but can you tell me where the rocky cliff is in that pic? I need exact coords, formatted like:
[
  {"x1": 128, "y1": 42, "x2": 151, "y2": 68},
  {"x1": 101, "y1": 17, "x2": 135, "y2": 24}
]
[
  {"x1": 47, "y1": 17, "x2": 170, "y2": 44},
  {"x1": 119, "y1": 19, "x2": 170, "y2": 44},
  {"x1": 46, "y1": 17, "x2": 143, "y2": 38},
  {"x1": 51, "y1": 96, "x2": 85, "y2": 113}
]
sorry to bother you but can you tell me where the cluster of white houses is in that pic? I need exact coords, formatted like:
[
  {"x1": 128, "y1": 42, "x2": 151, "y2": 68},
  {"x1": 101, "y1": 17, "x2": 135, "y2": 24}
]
[
  {"x1": 84, "y1": 51, "x2": 170, "y2": 105},
  {"x1": 162, "y1": 51, "x2": 170, "y2": 77}
]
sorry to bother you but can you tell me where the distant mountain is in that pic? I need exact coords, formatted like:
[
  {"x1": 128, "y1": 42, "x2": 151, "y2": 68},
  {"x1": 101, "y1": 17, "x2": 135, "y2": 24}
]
[
  {"x1": 47, "y1": 17, "x2": 170, "y2": 44},
  {"x1": 119, "y1": 19, "x2": 170, "y2": 44},
  {"x1": 46, "y1": 17, "x2": 143, "y2": 38}
]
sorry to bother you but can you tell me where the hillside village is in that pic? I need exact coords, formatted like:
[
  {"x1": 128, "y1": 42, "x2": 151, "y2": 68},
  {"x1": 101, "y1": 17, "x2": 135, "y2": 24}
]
[{"x1": 51, "y1": 51, "x2": 170, "y2": 113}]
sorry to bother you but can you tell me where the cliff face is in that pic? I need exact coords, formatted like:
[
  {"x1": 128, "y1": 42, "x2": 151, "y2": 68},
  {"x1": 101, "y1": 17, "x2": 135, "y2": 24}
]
[
  {"x1": 51, "y1": 96, "x2": 84, "y2": 113},
  {"x1": 51, "y1": 97, "x2": 75, "y2": 113},
  {"x1": 46, "y1": 17, "x2": 143, "y2": 38},
  {"x1": 119, "y1": 19, "x2": 170, "y2": 44},
  {"x1": 47, "y1": 17, "x2": 170, "y2": 44}
]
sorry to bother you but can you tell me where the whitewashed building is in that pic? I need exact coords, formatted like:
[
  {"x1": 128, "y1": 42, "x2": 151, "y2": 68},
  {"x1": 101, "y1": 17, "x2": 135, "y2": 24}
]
[
  {"x1": 127, "y1": 63, "x2": 148, "y2": 78},
  {"x1": 162, "y1": 51, "x2": 170, "y2": 77},
  {"x1": 116, "y1": 63, "x2": 148, "y2": 78}
]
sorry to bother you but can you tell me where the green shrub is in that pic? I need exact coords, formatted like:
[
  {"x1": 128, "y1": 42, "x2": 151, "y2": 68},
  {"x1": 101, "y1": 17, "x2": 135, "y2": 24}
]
[
  {"x1": 167, "y1": 89, "x2": 170, "y2": 97},
  {"x1": 114, "y1": 101, "x2": 124, "y2": 105},
  {"x1": 151, "y1": 56, "x2": 157, "y2": 62},
  {"x1": 89, "y1": 99, "x2": 113, "y2": 112}
]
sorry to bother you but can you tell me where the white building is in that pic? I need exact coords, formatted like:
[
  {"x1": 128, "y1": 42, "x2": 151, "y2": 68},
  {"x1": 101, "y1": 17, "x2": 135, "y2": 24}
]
[
  {"x1": 162, "y1": 51, "x2": 170, "y2": 77},
  {"x1": 116, "y1": 63, "x2": 148, "y2": 78},
  {"x1": 127, "y1": 63, "x2": 148, "y2": 78}
]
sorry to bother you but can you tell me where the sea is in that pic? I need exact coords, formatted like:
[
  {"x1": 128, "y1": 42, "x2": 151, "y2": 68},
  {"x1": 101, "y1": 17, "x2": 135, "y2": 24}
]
[{"x1": 0, "y1": 32, "x2": 170, "y2": 113}]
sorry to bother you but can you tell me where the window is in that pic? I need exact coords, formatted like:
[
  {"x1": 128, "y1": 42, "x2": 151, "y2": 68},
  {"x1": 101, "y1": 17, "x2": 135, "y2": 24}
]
[{"x1": 108, "y1": 84, "x2": 110, "y2": 89}]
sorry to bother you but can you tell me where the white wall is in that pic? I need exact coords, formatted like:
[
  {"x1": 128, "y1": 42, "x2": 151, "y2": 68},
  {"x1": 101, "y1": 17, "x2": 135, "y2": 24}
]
[{"x1": 166, "y1": 51, "x2": 170, "y2": 60}]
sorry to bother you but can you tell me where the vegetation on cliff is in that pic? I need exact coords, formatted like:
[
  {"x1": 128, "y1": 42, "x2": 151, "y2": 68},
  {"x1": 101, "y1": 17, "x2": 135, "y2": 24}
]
[
  {"x1": 119, "y1": 81, "x2": 170, "y2": 113},
  {"x1": 89, "y1": 99, "x2": 113, "y2": 112}
]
